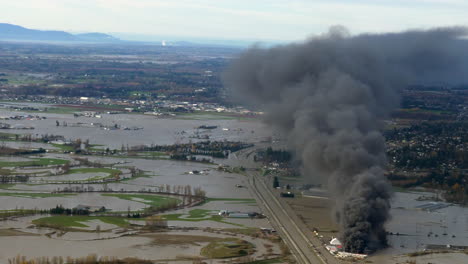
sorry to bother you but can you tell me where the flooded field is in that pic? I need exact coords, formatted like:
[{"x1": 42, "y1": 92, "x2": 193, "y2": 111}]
[
  {"x1": 368, "y1": 191, "x2": 468, "y2": 263},
  {"x1": 386, "y1": 191, "x2": 468, "y2": 250},
  {"x1": 0, "y1": 103, "x2": 281, "y2": 263},
  {"x1": 286, "y1": 188, "x2": 468, "y2": 264},
  {"x1": 0, "y1": 229, "x2": 282, "y2": 263},
  {"x1": 0, "y1": 105, "x2": 271, "y2": 148},
  {"x1": 4, "y1": 103, "x2": 467, "y2": 263},
  {"x1": 0, "y1": 192, "x2": 147, "y2": 211}
]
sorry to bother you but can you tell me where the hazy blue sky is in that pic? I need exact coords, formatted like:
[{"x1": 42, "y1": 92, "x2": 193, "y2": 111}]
[{"x1": 1, "y1": 0, "x2": 467, "y2": 41}]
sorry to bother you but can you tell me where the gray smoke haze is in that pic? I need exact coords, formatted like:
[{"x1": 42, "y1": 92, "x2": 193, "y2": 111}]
[{"x1": 223, "y1": 26, "x2": 468, "y2": 253}]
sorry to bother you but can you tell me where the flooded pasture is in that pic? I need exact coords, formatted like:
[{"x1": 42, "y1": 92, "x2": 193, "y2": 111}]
[
  {"x1": 0, "y1": 192, "x2": 147, "y2": 211},
  {"x1": 0, "y1": 104, "x2": 279, "y2": 263},
  {"x1": 368, "y1": 191, "x2": 468, "y2": 263},
  {"x1": 0, "y1": 106, "x2": 271, "y2": 148}
]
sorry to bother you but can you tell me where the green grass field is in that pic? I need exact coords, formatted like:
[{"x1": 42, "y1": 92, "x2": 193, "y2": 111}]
[
  {"x1": 50, "y1": 143, "x2": 75, "y2": 152},
  {"x1": 101, "y1": 193, "x2": 180, "y2": 207},
  {"x1": 184, "y1": 209, "x2": 214, "y2": 218},
  {"x1": 32, "y1": 215, "x2": 129, "y2": 229},
  {"x1": 67, "y1": 167, "x2": 120, "y2": 175},
  {"x1": 0, "y1": 209, "x2": 36, "y2": 218},
  {"x1": 0, "y1": 158, "x2": 69, "y2": 168},
  {"x1": 0, "y1": 183, "x2": 15, "y2": 190},
  {"x1": 0, "y1": 192, "x2": 76, "y2": 198},
  {"x1": 201, "y1": 238, "x2": 254, "y2": 258},
  {"x1": 163, "y1": 209, "x2": 214, "y2": 221},
  {"x1": 175, "y1": 111, "x2": 245, "y2": 120},
  {"x1": 163, "y1": 209, "x2": 243, "y2": 227},
  {"x1": 22, "y1": 167, "x2": 122, "y2": 183},
  {"x1": 88, "y1": 144, "x2": 105, "y2": 151},
  {"x1": 119, "y1": 171, "x2": 154, "y2": 182}
]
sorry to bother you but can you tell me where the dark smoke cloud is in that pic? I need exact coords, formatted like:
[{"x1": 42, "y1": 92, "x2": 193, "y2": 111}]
[{"x1": 223, "y1": 26, "x2": 468, "y2": 253}]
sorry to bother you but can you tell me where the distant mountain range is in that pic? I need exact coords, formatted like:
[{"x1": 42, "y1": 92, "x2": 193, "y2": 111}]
[
  {"x1": 0, "y1": 23, "x2": 277, "y2": 47},
  {"x1": 0, "y1": 23, "x2": 120, "y2": 43}
]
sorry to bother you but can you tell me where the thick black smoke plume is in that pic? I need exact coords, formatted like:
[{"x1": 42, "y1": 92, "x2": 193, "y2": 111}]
[{"x1": 223, "y1": 26, "x2": 468, "y2": 253}]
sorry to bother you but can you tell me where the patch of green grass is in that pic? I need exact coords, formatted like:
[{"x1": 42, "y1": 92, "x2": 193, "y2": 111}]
[
  {"x1": 67, "y1": 167, "x2": 120, "y2": 175},
  {"x1": 0, "y1": 209, "x2": 36, "y2": 218},
  {"x1": 26, "y1": 168, "x2": 121, "y2": 183},
  {"x1": 88, "y1": 216, "x2": 130, "y2": 227},
  {"x1": 45, "y1": 217, "x2": 86, "y2": 228},
  {"x1": 163, "y1": 214, "x2": 190, "y2": 221},
  {"x1": 0, "y1": 158, "x2": 69, "y2": 168},
  {"x1": 1, "y1": 75, "x2": 45, "y2": 85},
  {"x1": 87, "y1": 144, "x2": 106, "y2": 151},
  {"x1": 32, "y1": 215, "x2": 129, "y2": 229},
  {"x1": 162, "y1": 209, "x2": 243, "y2": 227},
  {"x1": 163, "y1": 213, "x2": 219, "y2": 222},
  {"x1": 51, "y1": 143, "x2": 75, "y2": 152},
  {"x1": 0, "y1": 192, "x2": 76, "y2": 198},
  {"x1": 44, "y1": 107, "x2": 82, "y2": 114},
  {"x1": 186, "y1": 209, "x2": 214, "y2": 218},
  {"x1": 101, "y1": 193, "x2": 179, "y2": 207},
  {"x1": 0, "y1": 183, "x2": 14, "y2": 190},
  {"x1": 119, "y1": 171, "x2": 154, "y2": 182},
  {"x1": 201, "y1": 238, "x2": 254, "y2": 258},
  {"x1": 175, "y1": 111, "x2": 242, "y2": 120}
]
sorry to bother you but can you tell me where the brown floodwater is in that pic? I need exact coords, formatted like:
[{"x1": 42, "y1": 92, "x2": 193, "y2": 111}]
[{"x1": 0, "y1": 105, "x2": 276, "y2": 261}]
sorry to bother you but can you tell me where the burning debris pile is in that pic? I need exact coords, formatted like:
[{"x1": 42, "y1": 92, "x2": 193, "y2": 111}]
[{"x1": 223, "y1": 26, "x2": 468, "y2": 253}]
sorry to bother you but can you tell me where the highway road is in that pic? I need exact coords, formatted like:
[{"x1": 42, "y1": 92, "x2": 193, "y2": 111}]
[
  {"x1": 247, "y1": 171, "x2": 341, "y2": 264},
  {"x1": 231, "y1": 147, "x2": 341, "y2": 264}
]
